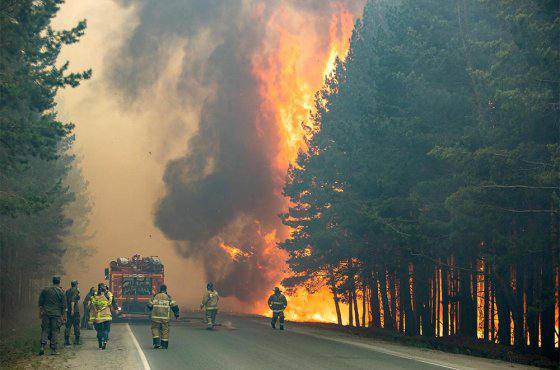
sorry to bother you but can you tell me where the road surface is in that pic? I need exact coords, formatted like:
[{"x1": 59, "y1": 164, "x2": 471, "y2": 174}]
[
  {"x1": 35, "y1": 314, "x2": 539, "y2": 369},
  {"x1": 121, "y1": 314, "x2": 537, "y2": 370}
]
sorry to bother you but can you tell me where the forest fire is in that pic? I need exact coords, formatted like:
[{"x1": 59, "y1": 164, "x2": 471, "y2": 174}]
[{"x1": 249, "y1": 2, "x2": 359, "y2": 322}]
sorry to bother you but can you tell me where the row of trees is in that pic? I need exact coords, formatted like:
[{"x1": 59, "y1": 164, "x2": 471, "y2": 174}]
[
  {"x1": 0, "y1": 0, "x2": 91, "y2": 331},
  {"x1": 280, "y1": 0, "x2": 559, "y2": 358}
]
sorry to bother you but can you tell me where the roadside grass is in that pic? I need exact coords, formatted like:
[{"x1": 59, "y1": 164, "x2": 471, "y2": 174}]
[
  {"x1": 0, "y1": 326, "x2": 40, "y2": 369},
  {"x1": 0, "y1": 326, "x2": 74, "y2": 370}
]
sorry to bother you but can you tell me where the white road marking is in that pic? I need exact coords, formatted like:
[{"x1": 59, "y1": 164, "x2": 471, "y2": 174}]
[
  {"x1": 126, "y1": 323, "x2": 151, "y2": 370},
  {"x1": 252, "y1": 319, "x2": 469, "y2": 370}
]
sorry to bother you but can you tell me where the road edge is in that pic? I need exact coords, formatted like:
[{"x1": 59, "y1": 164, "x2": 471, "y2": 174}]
[{"x1": 126, "y1": 323, "x2": 151, "y2": 370}]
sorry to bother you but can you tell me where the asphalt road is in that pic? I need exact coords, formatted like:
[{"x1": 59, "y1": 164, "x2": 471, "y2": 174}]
[{"x1": 128, "y1": 314, "x2": 460, "y2": 370}]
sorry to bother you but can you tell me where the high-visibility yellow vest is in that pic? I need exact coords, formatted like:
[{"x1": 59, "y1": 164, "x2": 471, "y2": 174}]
[{"x1": 89, "y1": 293, "x2": 112, "y2": 323}]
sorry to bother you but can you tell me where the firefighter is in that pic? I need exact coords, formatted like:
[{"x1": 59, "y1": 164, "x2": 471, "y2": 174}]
[
  {"x1": 64, "y1": 280, "x2": 81, "y2": 346},
  {"x1": 147, "y1": 284, "x2": 179, "y2": 349},
  {"x1": 89, "y1": 283, "x2": 114, "y2": 349},
  {"x1": 81, "y1": 287, "x2": 95, "y2": 330},
  {"x1": 200, "y1": 283, "x2": 219, "y2": 330},
  {"x1": 268, "y1": 287, "x2": 288, "y2": 330},
  {"x1": 104, "y1": 284, "x2": 118, "y2": 341},
  {"x1": 38, "y1": 276, "x2": 66, "y2": 355}
]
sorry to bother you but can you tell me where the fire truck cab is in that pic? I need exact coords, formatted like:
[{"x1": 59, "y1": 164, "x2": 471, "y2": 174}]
[{"x1": 104, "y1": 254, "x2": 164, "y2": 317}]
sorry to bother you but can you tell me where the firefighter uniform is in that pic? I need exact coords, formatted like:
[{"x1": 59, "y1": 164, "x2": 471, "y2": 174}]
[
  {"x1": 89, "y1": 287, "x2": 113, "y2": 349},
  {"x1": 64, "y1": 283, "x2": 81, "y2": 345},
  {"x1": 268, "y1": 288, "x2": 288, "y2": 330},
  {"x1": 38, "y1": 281, "x2": 66, "y2": 355},
  {"x1": 147, "y1": 291, "x2": 179, "y2": 349},
  {"x1": 201, "y1": 287, "x2": 219, "y2": 329}
]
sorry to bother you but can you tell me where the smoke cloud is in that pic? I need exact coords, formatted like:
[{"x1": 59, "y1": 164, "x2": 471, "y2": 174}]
[{"x1": 107, "y1": 0, "x2": 362, "y2": 303}]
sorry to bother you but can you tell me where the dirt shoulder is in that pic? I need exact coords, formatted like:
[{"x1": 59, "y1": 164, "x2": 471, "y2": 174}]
[{"x1": 5, "y1": 323, "x2": 144, "y2": 370}]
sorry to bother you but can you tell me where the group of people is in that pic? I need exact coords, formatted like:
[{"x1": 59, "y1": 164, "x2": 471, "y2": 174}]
[
  {"x1": 38, "y1": 276, "x2": 288, "y2": 355},
  {"x1": 38, "y1": 277, "x2": 119, "y2": 354}
]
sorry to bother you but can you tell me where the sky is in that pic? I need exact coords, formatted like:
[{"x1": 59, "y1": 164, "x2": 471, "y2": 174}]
[{"x1": 54, "y1": 0, "x2": 206, "y2": 309}]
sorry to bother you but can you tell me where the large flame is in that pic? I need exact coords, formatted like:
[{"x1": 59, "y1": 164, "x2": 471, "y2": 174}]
[{"x1": 249, "y1": 2, "x2": 358, "y2": 322}]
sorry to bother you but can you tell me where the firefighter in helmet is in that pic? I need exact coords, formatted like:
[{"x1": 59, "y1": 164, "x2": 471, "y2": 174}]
[
  {"x1": 89, "y1": 283, "x2": 114, "y2": 349},
  {"x1": 147, "y1": 284, "x2": 179, "y2": 349},
  {"x1": 200, "y1": 283, "x2": 219, "y2": 330},
  {"x1": 268, "y1": 287, "x2": 288, "y2": 330},
  {"x1": 64, "y1": 280, "x2": 81, "y2": 345}
]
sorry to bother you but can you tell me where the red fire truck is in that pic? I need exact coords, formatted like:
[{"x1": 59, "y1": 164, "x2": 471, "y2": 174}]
[{"x1": 104, "y1": 254, "x2": 164, "y2": 317}]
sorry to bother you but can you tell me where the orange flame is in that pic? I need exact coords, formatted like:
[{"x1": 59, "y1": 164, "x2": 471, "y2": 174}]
[
  {"x1": 219, "y1": 241, "x2": 251, "y2": 261},
  {"x1": 250, "y1": 1, "x2": 360, "y2": 323}
]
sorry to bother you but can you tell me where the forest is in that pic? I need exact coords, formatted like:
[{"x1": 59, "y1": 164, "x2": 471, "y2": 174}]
[
  {"x1": 279, "y1": 0, "x2": 559, "y2": 358},
  {"x1": 0, "y1": 0, "x2": 91, "y2": 331}
]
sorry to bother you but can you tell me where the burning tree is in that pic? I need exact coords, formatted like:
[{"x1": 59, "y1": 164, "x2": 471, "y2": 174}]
[{"x1": 280, "y1": 0, "x2": 559, "y2": 358}]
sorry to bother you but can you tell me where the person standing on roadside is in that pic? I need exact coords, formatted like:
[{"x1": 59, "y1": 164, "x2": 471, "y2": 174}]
[
  {"x1": 200, "y1": 283, "x2": 219, "y2": 330},
  {"x1": 64, "y1": 280, "x2": 81, "y2": 346},
  {"x1": 89, "y1": 283, "x2": 114, "y2": 349},
  {"x1": 38, "y1": 276, "x2": 66, "y2": 355},
  {"x1": 81, "y1": 287, "x2": 95, "y2": 329}
]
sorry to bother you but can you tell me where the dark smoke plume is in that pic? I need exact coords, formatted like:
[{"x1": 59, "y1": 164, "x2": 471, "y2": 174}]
[{"x1": 109, "y1": 0, "x2": 360, "y2": 303}]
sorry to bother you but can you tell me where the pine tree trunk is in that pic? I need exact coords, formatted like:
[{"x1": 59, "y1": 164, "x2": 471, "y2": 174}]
[
  {"x1": 353, "y1": 288, "x2": 360, "y2": 328},
  {"x1": 458, "y1": 257, "x2": 477, "y2": 338},
  {"x1": 361, "y1": 281, "x2": 367, "y2": 327},
  {"x1": 379, "y1": 267, "x2": 394, "y2": 330},
  {"x1": 494, "y1": 269, "x2": 512, "y2": 346},
  {"x1": 401, "y1": 262, "x2": 416, "y2": 335},
  {"x1": 348, "y1": 291, "x2": 354, "y2": 327},
  {"x1": 513, "y1": 265, "x2": 525, "y2": 350},
  {"x1": 369, "y1": 271, "x2": 381, "y2": 328},
  {"x1": 442, "y1": 263, "x2": 449, "y2": 337},
  {"x1": 329, "y1": 266, "x2": 343, "y2": 326},
  {"x1": 484, "y1": 267, "x2": 490, "y2": 341}
]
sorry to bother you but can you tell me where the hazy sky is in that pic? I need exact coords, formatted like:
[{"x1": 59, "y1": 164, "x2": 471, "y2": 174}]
[{"x1": 54, "y1": 0, "x2": 206, "y2": 308}]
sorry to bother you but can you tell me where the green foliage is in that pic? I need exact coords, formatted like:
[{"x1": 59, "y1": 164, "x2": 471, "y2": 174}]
[
  {"x1": 280, "y1": 0, "x2": 559, "y2": 352},
  {"x1": 0, "y1": 0, "x2": 92, "y2": 332}
]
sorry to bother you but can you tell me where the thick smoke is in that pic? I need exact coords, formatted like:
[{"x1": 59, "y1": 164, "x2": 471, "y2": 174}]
[{"x1": 109, "y1": 0, "x2": 360, "y2": 303}]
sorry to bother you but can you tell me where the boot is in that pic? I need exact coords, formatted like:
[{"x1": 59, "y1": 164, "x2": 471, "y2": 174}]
[
  {"x1": 74, "y1": 336, "x2": 81, "y2": 345},
  {"x1": 161, "y1": 340, "x2": 168, "y2": 350},
  {"x1": 271, "y1": 321, "x2": 276, "y2": 329},
  {"x1": 64, "y1": 336, "x2": 71, "y2": 346},
  {"x1": 279, "y1": 324, "x2": 284, "y2": 330},
  {"x1": 153, "y1": 338, "x2": 161, "y2": 349},
  {"x1": 39, "y1": 345, "x2": 45, "y2": 356},
  {"x1": 51, "y1": 347, "x2": 60, "y2": 355},
  {"x1": 98, "y1": 338, "x2": 103, "y2": 349}
]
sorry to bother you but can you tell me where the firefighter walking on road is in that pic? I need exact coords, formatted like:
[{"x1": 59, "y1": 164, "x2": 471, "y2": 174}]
[
  {"x1": 38, "y1": 276, "x2": 66, "y2": 355},
  {"x1": 64, "y1": 280, "x2": 81, "y2": 346},
  {"x1": 200, "y1": 283, "x2": 219, "y2": 330},
  {"x1": 268, "y1": 287, "x2": 288, "y2": 330},
  {"x1": 147, "y1": 284, "x2": 179, "y2": 349},
  {"x1": 89, "y1": 283, "x2": 114, "y2": 349}
]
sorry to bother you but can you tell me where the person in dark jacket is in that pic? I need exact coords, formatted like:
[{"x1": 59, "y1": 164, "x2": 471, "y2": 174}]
[
  {"x1": 81, "y1": 287, "x2": 95, "y2": 330},
  {"x1": 268, "y1": 287, "x2": 288, "y2": 330},
  {"x1": 38, "y1": 276, "x2": 66, "y2": 355},
  {"x1": 64, "y1": 280, "x2": 81, "y2": 345}
]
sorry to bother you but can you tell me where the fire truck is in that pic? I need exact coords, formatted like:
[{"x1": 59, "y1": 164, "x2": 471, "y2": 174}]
[{"x1": 104, "y1": 254, "x2": 164, "y2": 317}]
